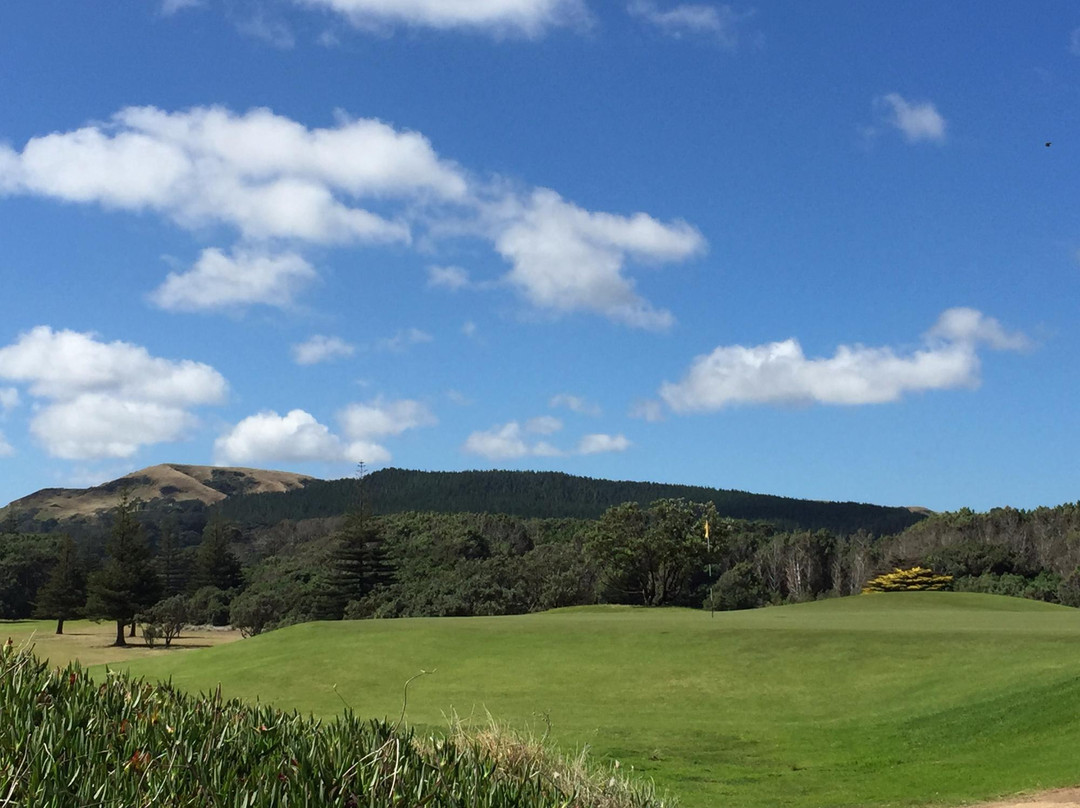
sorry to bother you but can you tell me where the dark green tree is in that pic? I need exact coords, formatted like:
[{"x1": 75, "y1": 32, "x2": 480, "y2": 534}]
[
  {"x1": 85, "y1": 492, "x2": 162, "y2": 647},
  {"x1": 316, "y1": 517, "x2": 386, "y2": 620},
  {"x1": 191, "y1": 518, "x2": 243, "y2": 593},
  {"x1": 33, "y1": 536, "x2": 86, "y2": 634},
  {"x1": 587, "y1": 499, "x2": 717, "y2": 607},
  {"x1": 155, "y1": 519, "x2": 190, "y2": 597}
]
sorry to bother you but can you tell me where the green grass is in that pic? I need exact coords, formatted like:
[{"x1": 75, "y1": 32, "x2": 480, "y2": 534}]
[{"x1": 106, "y1": 593, "x2": 1080, "y2": 808}]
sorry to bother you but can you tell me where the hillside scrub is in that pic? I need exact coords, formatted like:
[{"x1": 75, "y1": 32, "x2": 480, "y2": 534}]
[{"x1": 0, "y1": 640, "x2": 669, "y2": 808}]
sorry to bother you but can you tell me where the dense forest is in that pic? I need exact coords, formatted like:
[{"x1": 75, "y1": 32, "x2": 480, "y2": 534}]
[
  {"x1": 4, "y1": 483, "x2": 1080, "y2": 642},
  {"x1": 213, "y1": 468, "x2": 925, "y2": 535}
]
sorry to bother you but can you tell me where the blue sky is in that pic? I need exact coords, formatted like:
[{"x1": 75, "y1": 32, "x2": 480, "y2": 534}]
[{"x1": 0, "y1": 1, "x2": 1078, "y2": 513}]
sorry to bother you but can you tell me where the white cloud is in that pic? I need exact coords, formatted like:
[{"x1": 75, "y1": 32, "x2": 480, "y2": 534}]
[
  {"x1": 494, "y1": 189, "x2": 705, "y2": 329},
  {"x1": 0, "y1": 326, "x2": 226, "y2": 459},
  {"x1": 550, "y1": 393, "x2": 601, "y2": 416},
  {"x1": 0, "y1": 105, "x2": 465, "y2": 244},
  {"x1": 214, "y1": 399, "x2": 435, "y2": 467},
  {"x1": 660, "y1": 308, "x2": 1029, "y2": 413},
  {"x1": 463, "y1": 418, "x2": 630, "y2": 459},
  {"x1": 292, "y1": 0, "x2": 589, "y2": 37},
  {"x1": 375, "y1": 328, "x2": 433, "y2": 352},
  {"x1": 525, "y1": 415, "x2": 563, "y2": 434},
  {"x1": 463, "y1": 421, "x2": 563, "y2": 460},
  {"x1": 462, "y1": 321, "x2": 478, "y2": 338},
  {"x1": 427, "y1": 264, "x2": 471, "y2": 290},
  {"x1": 339, "y1": 397, "x2": 437, "y2": 439},
  {"x1": 0, "y1": 430, "x2": 12, "y2": 457},
  {"x1": 876, "y1": 93, "x2": 947, "y2": 143},
  {"x1": 32, "y1": 395, "x2": 198, "y2": 460},
  {"x1": 0, "y1": 387, "x2": 18, "y2": 413},
  {"x1": 151, "y1": 247, "x2": 318, "y2": 311},
  {"x1": 292, "y1": 335, "x2": 357, "y2": 365},
  {"x1": 577, "y1": 433, "x2": 631, "y2": 454},
  {"x1": 627, "y1": 1, "x2": 745, "y2": 47},
  {"x1": 214, "y1": 409, "x2": 368, "y2": 465}
]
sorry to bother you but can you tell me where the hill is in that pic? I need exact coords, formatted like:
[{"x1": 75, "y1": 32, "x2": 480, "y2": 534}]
[
  {"x1": 109, "y1": 593, "x2": 1080, "y2": 808},
  {"x1": 4, "y1": 463, "x2": 314, "y2": 523},
  {"x1": 216, "y1": 467, "x2": 926, "y2": 535}
]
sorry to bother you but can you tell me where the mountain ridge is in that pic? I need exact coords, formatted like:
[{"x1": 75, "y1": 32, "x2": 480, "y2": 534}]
[{"x1": 3, "y1": 464, "x2": 316, "y2": 521}]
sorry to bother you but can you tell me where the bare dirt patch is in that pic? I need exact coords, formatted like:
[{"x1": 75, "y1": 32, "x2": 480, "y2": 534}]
[
  {"x1": 973, "y1": 788, "x2": 1080, "y2": 808},
  {"x1": 1, "y1": 619, "x2": 241, "y2": 667}
]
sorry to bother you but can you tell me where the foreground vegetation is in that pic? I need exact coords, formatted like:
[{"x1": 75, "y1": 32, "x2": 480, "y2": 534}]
[
  {"x1": 0, "y1": 640, "x2": 665, "y2": 808},
  {"x1": 105, "y1": 593, "x2": 1080, "y2": 808}
]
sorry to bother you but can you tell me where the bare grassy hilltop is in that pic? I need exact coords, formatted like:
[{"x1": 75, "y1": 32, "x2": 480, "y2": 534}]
[{"x1": 4, "y1": 464, "x2": 315, "y2": 521}]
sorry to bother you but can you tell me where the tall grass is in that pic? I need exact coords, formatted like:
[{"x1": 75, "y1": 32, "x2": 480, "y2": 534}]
[{"x1": 0, "y1": 640, "x2": 669, "y2": 807}]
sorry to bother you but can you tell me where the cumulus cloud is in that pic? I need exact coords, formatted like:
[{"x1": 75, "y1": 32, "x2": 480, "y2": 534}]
[
  {"x1": 660, "y1": 307, "x2": 1029, "y2": 413},
  {"x1": 427, "y1": 264, "x2": 472, "y2": 290},
  {"x1": 338, "y1": 398, "x2": 437, "y2": 440},
  {"x1": 494, "y1": 189, "x2": 705, "y2": 329},
  {"x1": 151, "y1": 248, "x2": 318, "y2": 311},
  {"x1": 463, "y1": 421, "x2": 562, "y2": 459},
  {"x1": 876, "y1": 93, "x2": 947, "y2": 143},
  {"x1": 214, "y1": 409, "x2": 363, "y2": 465},
  {"x1": 0, "y1": 387, "x2": 18, "y2": 413},
  {"x1": 550, "y1": 393, "x2": 601, "y2": 416},
  {"x1": 215, "y1": 400, "x2": 435, "y2": 467},
  {"x1": 338, "y1": 397, "x2": 437, "y2": 463},
  {"x1": 0, "y1": 105, "x2": 465, "y2": 244},
  {"x1": 292, "y1": 335, "x2": 356, "y2": 365},
  {"x1": 577, "y1": 433, "x2": 631, "y2": 454},
  {"x1": 627, "y1": 1, "x2": 745, "y2": 47},
  {"x1": 0, "y1": 430, "x2": 12, "y2": 457},
  {"x1": 0, "y1": 326, "x2": 227, "y2": 459},
  {"x1": 292, "y1": 0, "x2": 589, "y2": 37}
]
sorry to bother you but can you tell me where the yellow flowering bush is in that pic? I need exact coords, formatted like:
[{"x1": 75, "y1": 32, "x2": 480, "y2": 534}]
[{"x1": 861, "y1": 566, "x2": 953, "y2": 593}]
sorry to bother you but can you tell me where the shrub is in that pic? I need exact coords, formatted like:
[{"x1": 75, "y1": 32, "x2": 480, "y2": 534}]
[
  {"x1": 229, "y1": 589, "x2": 284, "y2": 637},
  {"x1": 861, "y1": 566, "x2": 953, "y2": 593},
  {"x1": 136, "y1": 594, "x2": 190, "y2": 648}
]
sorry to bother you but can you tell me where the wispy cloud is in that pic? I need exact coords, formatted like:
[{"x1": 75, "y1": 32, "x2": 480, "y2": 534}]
[
  {"x1": 875, "y1": 93, "x2": 947, "y2": 143},
  {"x1": 375, "y1": 328, "x2": 433, "y2": 353},
  {"x1": 550, "y1": 393, "x2": 602, "y2": 416},
  {"x1": 292, "y1": 335, "x2": 356, "y2": 365},
  {"x1": 291, "y1": 0, "x2": 591, "y2": 38},
  {"x1": 627, "y1": 1, "x2": 748, "y2": 48}
]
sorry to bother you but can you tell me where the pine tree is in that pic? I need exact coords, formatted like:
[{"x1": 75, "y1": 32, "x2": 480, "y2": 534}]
[
  {"x1": 33, "y1": 536, "x2": 86, "y2": 635},
  {"x1": 85, "y1": 492, "x2": 162, "y2": 647},
  {"x1": 316, "y1": 516, "x2": 386, "y2": 620},
  {"x1": 191, "y1": 518, "x2": 243, "y2": 593},
  {"x1": 156, "y1": 520, "x2": 189, "y2": 597}
]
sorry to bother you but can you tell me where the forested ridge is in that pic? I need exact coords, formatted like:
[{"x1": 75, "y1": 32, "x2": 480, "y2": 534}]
[{"x1": 214, "y1": 467, "x2": 925, "y2": 535}]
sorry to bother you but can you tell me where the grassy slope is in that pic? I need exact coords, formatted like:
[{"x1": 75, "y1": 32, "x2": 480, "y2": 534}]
[{"x1": 109, "y1": 593, "x2": 1080, "y2": 808}]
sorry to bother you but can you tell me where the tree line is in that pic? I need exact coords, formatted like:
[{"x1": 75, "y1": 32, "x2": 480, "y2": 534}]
[{"x1": 6, "y1": 495, "x2": 1080, "y2": 643}]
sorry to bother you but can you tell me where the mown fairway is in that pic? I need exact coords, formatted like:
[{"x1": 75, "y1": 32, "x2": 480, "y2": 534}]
[{"x1": 107, "y1": 593, "x2": 1080, "y2": 808}]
